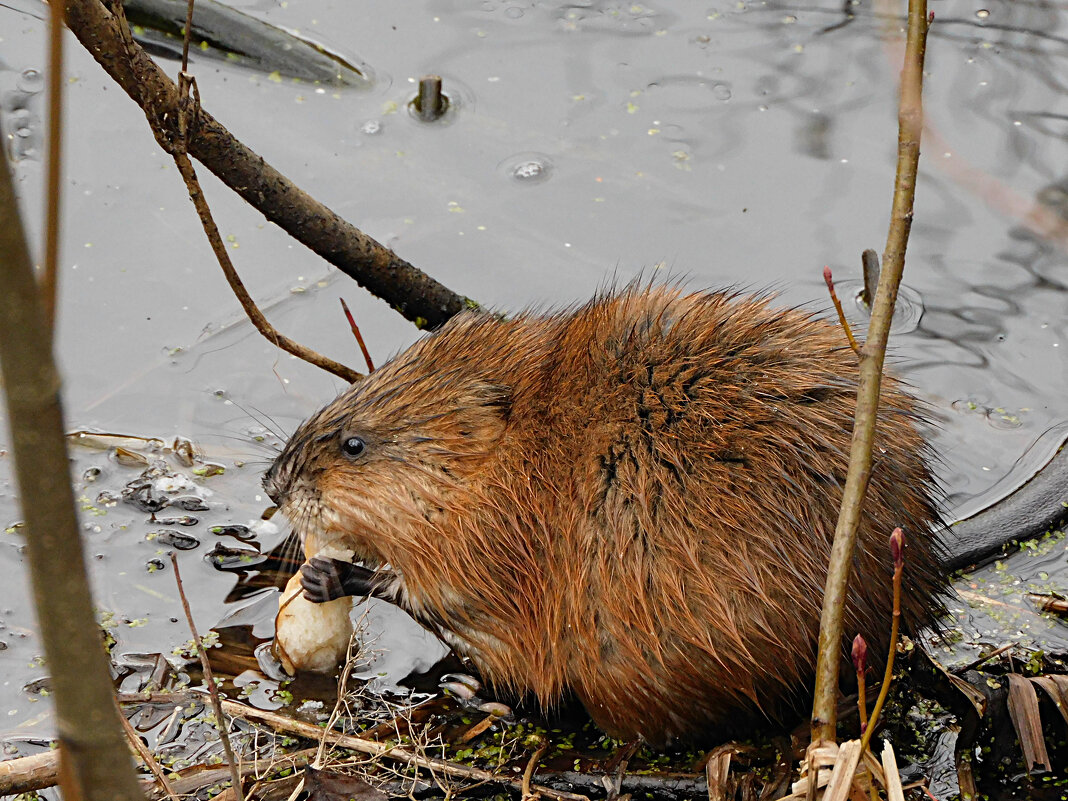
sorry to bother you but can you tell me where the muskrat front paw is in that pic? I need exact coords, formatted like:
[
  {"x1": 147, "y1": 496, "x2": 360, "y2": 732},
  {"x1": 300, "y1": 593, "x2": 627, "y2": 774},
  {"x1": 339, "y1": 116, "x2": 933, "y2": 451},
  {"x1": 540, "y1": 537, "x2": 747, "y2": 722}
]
[{"x1": 300, "y1": 557, "x2": 378, "y2": 602}]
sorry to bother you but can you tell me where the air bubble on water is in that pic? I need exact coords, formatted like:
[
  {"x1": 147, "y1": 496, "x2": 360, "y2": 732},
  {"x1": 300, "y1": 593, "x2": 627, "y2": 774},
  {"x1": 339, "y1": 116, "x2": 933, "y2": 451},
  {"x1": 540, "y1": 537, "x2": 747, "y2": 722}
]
[
  {"x1": 712, "y1": 84, "x2": 731, "y2": 101},
  {"x1": 505, "y1": 6, "x2": 523, "y2": 19},
  {"x1": 17, "y1": 68, "x2": 44, "y2": 94},
  {"x1": 848, "y1": 281, "x2": 924, "y2": 335},
  {"x1": 9, "y1": 108, "x2": 32, "y2": 127},
  {"x1": 514, "y1": 161, "x2": 544, "y2": 180},
  {"x1": 498, "y1": 152, "x2": 554, "y2": 185}
]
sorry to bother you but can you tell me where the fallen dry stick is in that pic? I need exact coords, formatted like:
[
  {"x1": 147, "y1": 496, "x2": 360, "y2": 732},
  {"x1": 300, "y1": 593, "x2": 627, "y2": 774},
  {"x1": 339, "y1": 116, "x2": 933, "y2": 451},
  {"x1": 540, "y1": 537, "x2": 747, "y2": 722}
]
[
  {"x1": 0, "y1": 751, "x2": 60, "y2": 795},
  {"x1": 216, "y1": 698, "x2": 589, "y2": 801}
]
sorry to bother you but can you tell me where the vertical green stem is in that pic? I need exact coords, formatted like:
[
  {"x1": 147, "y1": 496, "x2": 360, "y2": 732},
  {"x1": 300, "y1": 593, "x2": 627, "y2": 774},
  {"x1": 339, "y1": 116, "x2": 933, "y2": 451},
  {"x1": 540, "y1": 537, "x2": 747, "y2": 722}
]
[{"x1": 809, "y1": 0, "x2": 930, "y2": 744}]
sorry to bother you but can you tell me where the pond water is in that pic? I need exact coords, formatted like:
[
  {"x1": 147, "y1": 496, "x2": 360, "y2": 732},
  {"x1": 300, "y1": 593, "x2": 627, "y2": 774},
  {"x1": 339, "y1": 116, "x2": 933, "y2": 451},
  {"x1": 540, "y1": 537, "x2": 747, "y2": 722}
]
[{"x1": 1, "y1": 0, "x2": 1065, "y2": 758}]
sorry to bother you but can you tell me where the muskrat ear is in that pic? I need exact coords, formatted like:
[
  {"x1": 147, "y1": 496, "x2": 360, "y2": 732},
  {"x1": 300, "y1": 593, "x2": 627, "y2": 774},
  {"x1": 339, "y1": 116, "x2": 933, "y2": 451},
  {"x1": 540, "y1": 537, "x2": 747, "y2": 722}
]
[
  {"x1": 478, "y1": 383, "x2": 512, "y2": 420},
  {"x1": 445, "y1": 381, "x2": 511, "y2": 456}
]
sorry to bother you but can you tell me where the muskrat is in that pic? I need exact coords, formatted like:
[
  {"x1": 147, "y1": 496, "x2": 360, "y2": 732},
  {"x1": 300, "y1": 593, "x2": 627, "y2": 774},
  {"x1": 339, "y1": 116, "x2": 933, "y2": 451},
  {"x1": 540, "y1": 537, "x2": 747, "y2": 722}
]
[{"x1": 263, "y1": 285, "x2": 949, "y2": 745}]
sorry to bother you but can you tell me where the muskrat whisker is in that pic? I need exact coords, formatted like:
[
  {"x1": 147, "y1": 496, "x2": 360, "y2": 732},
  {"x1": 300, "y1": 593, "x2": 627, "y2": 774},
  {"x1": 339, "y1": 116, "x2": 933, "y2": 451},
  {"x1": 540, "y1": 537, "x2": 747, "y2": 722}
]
[
  {"x1": 224, "y1": 396, "x2": 291, "y2": 440},
  {"x1": 204, "y1": 431, "x2": 284, "y2": 461},
  {"x1": 238, "y1": 459, "x2": 275, "y2": 470}
]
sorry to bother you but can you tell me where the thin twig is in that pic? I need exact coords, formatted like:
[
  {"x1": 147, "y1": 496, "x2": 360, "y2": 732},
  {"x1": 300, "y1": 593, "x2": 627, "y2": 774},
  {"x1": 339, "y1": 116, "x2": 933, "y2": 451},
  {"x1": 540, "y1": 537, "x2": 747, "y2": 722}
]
[
  {"x1": 860, "y1": 528, "x2": 905, "y2": 753},
  {"x1": 173, "y1": 143, "x2": 360, "y2": 382},
  {"x1": 63, "y1": 0, "x2": 475, "y2": 329},
  {"x1": 315, "y1": 628, "x2": 362, "y2": 768},
  {"x1": 101, "y1": 0, "x2": 362, "y2": 384},
  {"x1": 809, "y1": 0, "x2": 930, "y2": 744},
  {"x1": 117, "y1": 691, "x2": 198, "y2": 705},
  {"x1": 170, "y1": 553, "x2": 245, "y2": 801},
  {"x1": 115, "y1": 702, "x2": 181, "y2": 801},
  {"x1": 215, "y1": 698, "x2": 588, "y2": 801},
  {"x1": 857, "y1": 678, "x2": 868, "y2": 734},
  {"x1": 823, "y1": 266, "x2": 860, "y2": 354},
  {"x1": 41, "y1": 0, "x2": 65, "y2": 334},
  {"x1": 953, "y1": 642, "x2": 1016, "y2": 674},
  {"x1": 521, "y1": 743, "x2": 547, "y2": 801},
  {"x1": 179, "y1": 0, "x2": 195, "y2": 73},
  {"x1": 340, "y1": 297, "x2": 375, "y2": 373},
  {"x1": 457, "y1": 715, "x2": 497, "y2": 744},
  {"x1": 158, "y1": 60, "x2": 361, "y2": 384}
]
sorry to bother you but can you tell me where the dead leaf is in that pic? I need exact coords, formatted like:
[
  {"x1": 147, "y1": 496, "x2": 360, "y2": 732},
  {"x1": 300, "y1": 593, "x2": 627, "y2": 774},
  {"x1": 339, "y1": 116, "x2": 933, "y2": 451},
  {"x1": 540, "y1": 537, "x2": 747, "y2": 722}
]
[
  {"x1": 924, "y1": 650, "x2": 987, "y2": 716},
  {"x1": 1030, "y1": 674, "x2": 1068, "y2": 727},
  {"x1": 1005, "y1": 673, "x2": 1052, "y2": 773},
  {"x1": 947, "y1": 672, "x2": 988, "y2": 717},
  {"x1": 704, "y1": 747, "x2": 732, "y2": 801}
]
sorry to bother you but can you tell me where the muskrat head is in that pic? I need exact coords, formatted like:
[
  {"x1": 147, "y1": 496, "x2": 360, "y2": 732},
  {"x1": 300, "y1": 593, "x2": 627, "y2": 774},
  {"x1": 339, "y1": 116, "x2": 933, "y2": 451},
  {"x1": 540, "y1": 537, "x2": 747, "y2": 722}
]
[{"x1": 263, "y1": 345, "x2": 512, "y2": 568}]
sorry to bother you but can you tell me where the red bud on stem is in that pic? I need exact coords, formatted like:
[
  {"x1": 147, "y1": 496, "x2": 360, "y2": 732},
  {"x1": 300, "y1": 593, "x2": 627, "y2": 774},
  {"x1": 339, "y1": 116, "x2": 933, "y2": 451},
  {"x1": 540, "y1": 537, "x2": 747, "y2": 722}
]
[
  {"x1": 890, "y1": 527, "x2": 905, "y2": 569},
  {"x1": 851, "y1": 634, "x2": 868, "y2": 673}
]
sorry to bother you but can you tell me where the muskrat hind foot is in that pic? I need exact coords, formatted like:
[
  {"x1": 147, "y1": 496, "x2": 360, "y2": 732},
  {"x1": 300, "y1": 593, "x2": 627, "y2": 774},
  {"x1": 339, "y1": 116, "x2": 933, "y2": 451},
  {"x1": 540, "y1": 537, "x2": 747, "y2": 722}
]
[{"x1": 300, "y1": 557, "x2": 382, "y2": 603}]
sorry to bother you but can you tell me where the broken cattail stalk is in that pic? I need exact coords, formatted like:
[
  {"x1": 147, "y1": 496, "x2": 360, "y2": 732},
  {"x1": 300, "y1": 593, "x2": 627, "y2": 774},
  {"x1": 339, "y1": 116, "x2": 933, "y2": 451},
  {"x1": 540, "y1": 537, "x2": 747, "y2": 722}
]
[
  {"x1": 416, "y1": 75, "x2": 447, "y2": 121},
  {"x1": 860, "y1": 249, "x2": 880, "y2": 308}
]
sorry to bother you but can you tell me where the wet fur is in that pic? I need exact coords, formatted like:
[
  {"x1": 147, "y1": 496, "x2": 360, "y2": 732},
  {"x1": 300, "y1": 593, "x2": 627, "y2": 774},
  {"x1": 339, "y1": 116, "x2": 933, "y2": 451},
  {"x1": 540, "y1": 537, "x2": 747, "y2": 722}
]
[{"x1": 264, "y1": 286, "x2": 949, "y2": 745}]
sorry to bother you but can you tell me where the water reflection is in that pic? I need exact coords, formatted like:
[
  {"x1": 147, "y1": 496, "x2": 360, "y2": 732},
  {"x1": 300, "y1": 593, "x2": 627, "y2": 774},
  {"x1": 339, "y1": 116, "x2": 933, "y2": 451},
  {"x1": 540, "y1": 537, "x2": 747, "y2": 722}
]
[{"x1": 710, "y1": 1, "x2": 1067, "y2": 507}]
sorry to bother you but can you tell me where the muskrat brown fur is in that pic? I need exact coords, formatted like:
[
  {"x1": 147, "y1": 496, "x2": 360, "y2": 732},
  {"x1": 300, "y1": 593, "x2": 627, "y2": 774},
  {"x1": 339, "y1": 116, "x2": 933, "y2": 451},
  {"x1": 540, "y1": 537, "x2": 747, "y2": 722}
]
[{"x1": 264, "y1": 285, "x2": 949, "y2": 745}]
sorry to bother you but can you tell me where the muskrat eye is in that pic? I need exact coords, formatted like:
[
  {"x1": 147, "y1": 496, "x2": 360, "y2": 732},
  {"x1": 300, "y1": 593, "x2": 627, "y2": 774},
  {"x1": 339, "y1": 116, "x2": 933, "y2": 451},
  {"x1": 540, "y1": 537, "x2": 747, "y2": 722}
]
[{"x1": 341, "y1": 436, "x2": 367, "y2": 458}]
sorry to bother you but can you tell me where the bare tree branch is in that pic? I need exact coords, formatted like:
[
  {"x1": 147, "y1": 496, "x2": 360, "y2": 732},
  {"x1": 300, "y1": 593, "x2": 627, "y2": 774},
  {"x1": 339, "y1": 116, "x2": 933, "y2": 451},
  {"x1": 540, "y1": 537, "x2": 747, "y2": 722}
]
[{"x1": 63, "y1": 0, "x2": 476, "y2": 331}]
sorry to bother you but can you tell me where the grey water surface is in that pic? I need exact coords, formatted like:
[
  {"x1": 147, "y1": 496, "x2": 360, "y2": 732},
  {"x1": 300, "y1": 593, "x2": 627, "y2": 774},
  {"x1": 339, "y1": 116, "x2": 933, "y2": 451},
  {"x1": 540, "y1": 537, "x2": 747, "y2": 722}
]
[{"x1": 1, "y1": 0, "x2": 1065, "y2": 746}]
